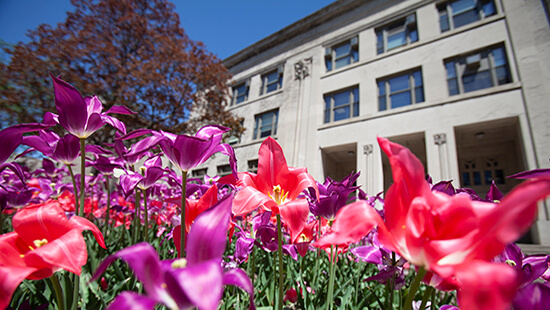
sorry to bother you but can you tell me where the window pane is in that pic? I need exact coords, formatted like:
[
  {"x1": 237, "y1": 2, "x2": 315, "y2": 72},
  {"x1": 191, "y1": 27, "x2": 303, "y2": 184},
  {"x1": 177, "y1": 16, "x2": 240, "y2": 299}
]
[
  {"x1": 335, "y1": 56, "x2": 351, "y2": 69},
  {"x1": 462, "y1": 172, "x2": 471, "y2": 186},
  {"x1": 453, "y1": 9, "x2": 479, "y2": 28},
  {"x1": 413, "y1": 71, "x2": 423, "y2": 87},
  {"x1": 324, "y1": 109, "x2": 330, "y2": 123},
  {"x1": 254, "y1": 116, "x2": 259, "y2": 138},
  {"x1": 378, "y1": 96, "x2": 387, "y2": 111},
  {"x1": 492, "y1": 47, "x2": 507, "y2": 66},
  {"x1": 376, "y1": 31, "x2": 384, "y2": 54},
  {"x1": 484, "y1": 170, "x2": 493, "y2": 184},
  {"x1": 333, "y1": 91, "x2": 350, "y2": 107},
  {"x1": 494, "y1": 169, "x2": 505, "y2": 184},
  {"x1": 334, "y1": 106, "x2": 350, "y2": 121},
  {"x1": 439, "y1": 10, "x2": 450, "y2": 32},
  {"x1": 445, "y1": 61, "x2": 457, "y2": 78},
  {"x1": 473, "y1": 171, "x2": 481, "y2": 185},
  {"x1": 495, "y1": 66, "x2": 510, "y2": 85},
  {"x1": 409, "y1": 29, "x2": 418, "y2": 42},
  {"x1": 389, "y1": 74, "x2": 410, "y2": 93},
  {"x1": 378, "y1": 81, "x2": 386, "y2": 96},
  {"x1": 390, "y1": 91, "x2": 411, "y2": 108},
  {"x1": 353, "y1": 102, "x2": 359, "y2": 117},
  {"x1": 266, "y1": 82, "x2": 279, "y2": 93},
  {"x1": 266, "y1": 72, "x2": 278, "y2": 83},
  {"x1": 463, "y1": 70, "x2": 492, "y2": 92},
  {"x1": 415, "y1": 87, "x2": 424, "y2": 103},
  {"x1": 325, "y1": 57, "x2": 333, "y2": 71},
  {"x1": 387, "y1": 31, "x2": 406, "y2": 50},
  {"x1": 451, "y1": 0, "x2": 476, "y2": 15},
  {"x1": 448, "y1": 78, "x2": 459, "y2": 95},
  {"x1": 482, "y1": 1, "x2": 496, "y2": 16},
  {"x1": 334, "y1": 43, "x2": 351, "y2": 58}
]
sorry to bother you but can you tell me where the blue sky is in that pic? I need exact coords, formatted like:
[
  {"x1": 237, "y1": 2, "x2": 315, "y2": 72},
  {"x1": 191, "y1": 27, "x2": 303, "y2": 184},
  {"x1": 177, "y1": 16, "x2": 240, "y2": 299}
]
[{"x1": 0, "y1": 0, "x2": 335, "y2": 60}]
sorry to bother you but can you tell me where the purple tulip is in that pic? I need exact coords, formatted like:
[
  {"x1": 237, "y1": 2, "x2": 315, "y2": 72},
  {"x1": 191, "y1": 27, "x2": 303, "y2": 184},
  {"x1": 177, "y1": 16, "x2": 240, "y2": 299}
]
[
  {"x1": 46, "y1": 74, "x2": 135, "y2": 139},
  {"x1": 22, "y1": 131, "x2": 80, "y2": 165},
  {"x1": 307, "y1": 171, "x2": 360, "y2": 220},
  {"x1": 0, "y1": 123, "x2": 49, "y2": 182},
  {"x1": 165, "y1": 126, "x2": 232, "y2": 172},
  {"x1": 352, "y1": 232, "x2": 406, "y2": 289},
  {"x1": 92, "y1": 194, "x2": 254, "y2": 310}
]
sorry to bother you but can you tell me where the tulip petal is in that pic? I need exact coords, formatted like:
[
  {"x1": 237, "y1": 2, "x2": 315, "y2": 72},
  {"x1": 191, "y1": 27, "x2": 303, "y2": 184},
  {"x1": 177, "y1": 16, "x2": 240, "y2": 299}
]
[
  {"x1": 105, "y1": 105, "x2": 136, "y2": 115},
  {"x1": 233, "y1": 186, "x2": 277, "y2": 216},
  {"x1": 107, "y1": 291, "x2": 157, "y2": 310},
  {"x1": 473, "y1": 177, "x2": 550, "y2": 261},
  {"x1": 51, "y1": 74, "x2": 88, "y2": 138},
  {"x1": 313, "y1": 200, "x2": 386, "y2": 248},
  {"x1": 167, "y1": 260, "x2": 223, "y2": 310},
  {"x1": 0, "y1": 265, "x2": 39, "y2": 310},
  {"x1": 455, "y1": 261, "x2": 520, "y2": 310},
  {"x1": 92, "y1": 243, "x2": 165, "y2": 302},
  {"x1": 222, "y1": 268, "x2": 255, "y2": 309},
  {"x1": 278, "y1": 199, "x2": 310, "y2": 243},
  {"x1": 186, "y1": 194, "x2": 232, "y2": 266}
]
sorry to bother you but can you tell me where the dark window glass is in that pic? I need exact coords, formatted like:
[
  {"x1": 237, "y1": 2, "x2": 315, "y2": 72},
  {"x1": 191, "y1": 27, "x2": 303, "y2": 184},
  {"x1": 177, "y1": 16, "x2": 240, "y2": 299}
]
[{"x1": 324, "y1": 86, "x2": 359, "y2": 123}]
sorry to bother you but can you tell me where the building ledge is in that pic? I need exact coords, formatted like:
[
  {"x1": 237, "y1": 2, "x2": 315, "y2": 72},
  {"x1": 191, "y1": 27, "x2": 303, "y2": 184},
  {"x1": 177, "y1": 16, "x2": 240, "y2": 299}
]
[{"x1": 318, "y1": 82, "x2": 522, "y2": 131}]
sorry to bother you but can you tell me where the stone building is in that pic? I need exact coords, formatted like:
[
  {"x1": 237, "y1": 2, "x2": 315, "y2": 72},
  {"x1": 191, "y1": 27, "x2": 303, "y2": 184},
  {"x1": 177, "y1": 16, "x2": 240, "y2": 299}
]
[{"x1": 195, "y1": 0, "x2": 550, "y2": 244}]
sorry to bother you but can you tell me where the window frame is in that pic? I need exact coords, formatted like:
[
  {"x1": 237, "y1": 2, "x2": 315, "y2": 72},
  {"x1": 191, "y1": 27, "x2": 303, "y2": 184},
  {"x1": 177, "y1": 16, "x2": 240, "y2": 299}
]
[
  {"x1": 323, "y1": 86, "x2": 360, "y2": 123},
  {"x1": 376, "y1": 14, "x2": 418, "y2": 54},
  {"x1": 437, "y1": 0, "x2": 497, "y2": 32},
  {"x1": 253, "y1": 109, "x2": 279, "y2": 140},
  {"x1": 216, "y1": 164, "x2": 232, "y2": 177},
  {"x1": 231, "y1": 80, "x2": 250, "y2": 105},
  {"x1": 377, "y1": 69, "x2": 425, "y2": 111},
  {"x1": 247, "y1": 159, "x2": 258, "y2": 174},
  {"x1": 444, "y1": 44, "x2": 511, "y2": 96},
  {"x1": 191, "y1": 168, "x2": 208, "y2": 178},
  {"x1": 325, "y1": 36, "x2": 359, "y2": 72},
  {"x1": 260, "y1": 67, "x2": 283, "y2": 95}
]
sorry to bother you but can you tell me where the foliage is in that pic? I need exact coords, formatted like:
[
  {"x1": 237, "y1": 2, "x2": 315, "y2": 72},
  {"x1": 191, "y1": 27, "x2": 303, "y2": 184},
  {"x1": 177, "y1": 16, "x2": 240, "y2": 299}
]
[{"x1": 0, "y1": 0, "x2": 244, "y2": 144}]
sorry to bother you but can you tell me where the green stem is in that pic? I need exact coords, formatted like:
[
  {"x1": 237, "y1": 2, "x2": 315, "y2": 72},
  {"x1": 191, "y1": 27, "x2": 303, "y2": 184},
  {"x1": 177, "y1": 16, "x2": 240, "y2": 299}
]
[
  {"x1": 249, "y1": 243, "x2": 256, "y2": 288},
  {"x1": 49, "y1": 275, "x2": 65, "y2": 310},
  {"x1": 142, "y1": 189, "x2": 148, "y2": 243},
  {"x1": 133, "y1": 189, "x2": 142, "y2": 244},
  {"x1": 276, "y1": 214, "x2": 284, "y2": 310},
  {"x1": 180, "y1": 171, "x2": 188, "y2": 258},
  {"x1": 105, "y1": 176, "x2": 111, "y2": 231},
  {"x1": 70, "y1": 273, "x2": 79, "y2": 310},
  {"x1": 326, "y1": 245, "x2": 336, "y2": 310},
  {"x1": 67, "y1": 164, "x2": 80, "y2": 214},
  {"x1": 79, "y1": 138, "x2": 85, "y2": 217},
  {"x1": 388, "y1": 252, "x2": 397, "y2": 310},
  {"x1": 419, "y1": 285, "x2": 434, "y2": 310},
  {"x1": 403, "y1": 267, "x2": 427, "y2": 310}
]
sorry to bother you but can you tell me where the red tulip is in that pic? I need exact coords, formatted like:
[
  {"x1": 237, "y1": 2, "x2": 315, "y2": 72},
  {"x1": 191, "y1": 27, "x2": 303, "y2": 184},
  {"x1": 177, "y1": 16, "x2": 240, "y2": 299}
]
[
  {"x1": 0, "y1": 201, "x2": 106, "y2": 309},
  {"x1": 230, "y1": 137, "x2": 318, "y2": 243},
  {"x1": 314, "y1": 137, "x2": 550, "y2": 310}
]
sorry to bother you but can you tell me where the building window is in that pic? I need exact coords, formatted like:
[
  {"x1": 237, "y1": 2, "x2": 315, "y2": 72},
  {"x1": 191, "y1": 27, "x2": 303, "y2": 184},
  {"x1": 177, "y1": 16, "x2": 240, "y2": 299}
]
[
  {"x1": 217, "y1": 164, "x2": 232, "y2": 177},
  {"x1": 376, "y1": 14, "x2": 418, "y2": 54},
  {"x1": 445, "y1": 44, "x2": 511, "y2": 95},
  {"x1": 231, "y1": 81, "x2": 249, "y2": 105},
  {"x1": 378, "y1": 69, "x2": 424, "y2": 111},
  {"x1": 260, "y1": 67, "x2": 283, "y2": 95},
  {"x1": 325, "y1": 37, "x2": 359, "y2": 72},
  {"x1": 247, "y1": 159, "x2": 258, "y2": 174},
  {"x1": 324, "y1": 86, "x2": 359, "y2": 123},
  {"x1": 191, "y1": 168, "x2": 207, "y2": 178},
  {"x1": 438, "y1": 0, "x2": 496, "y2": 32},
  {"x1": 254, "y1": 109, "x2": 279, "y2": 139}
]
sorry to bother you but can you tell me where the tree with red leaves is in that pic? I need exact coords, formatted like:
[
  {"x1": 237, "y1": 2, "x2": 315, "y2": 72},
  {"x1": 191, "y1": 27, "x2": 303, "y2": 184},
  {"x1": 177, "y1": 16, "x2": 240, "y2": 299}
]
[{"x1": 0, "y1": 0, "x2": 243, "y2": 144}]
